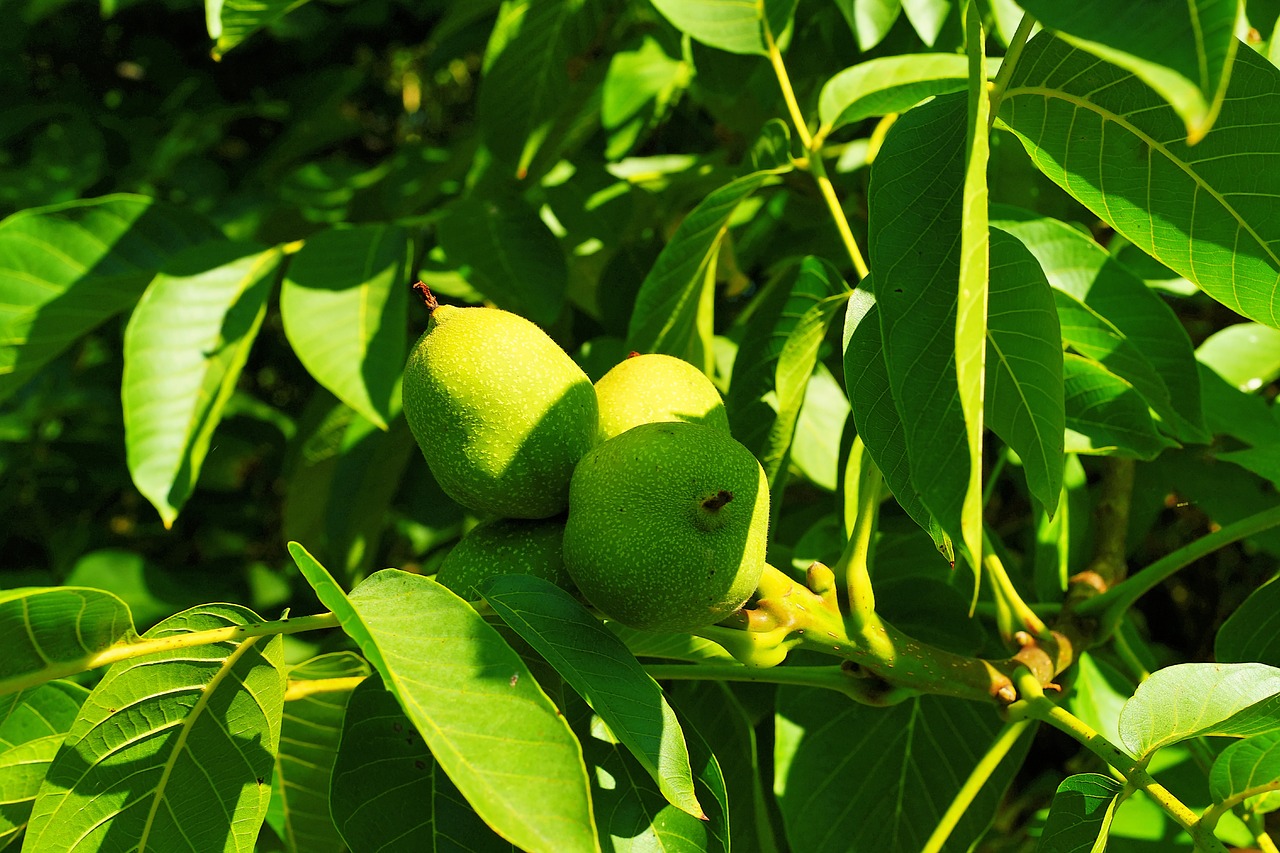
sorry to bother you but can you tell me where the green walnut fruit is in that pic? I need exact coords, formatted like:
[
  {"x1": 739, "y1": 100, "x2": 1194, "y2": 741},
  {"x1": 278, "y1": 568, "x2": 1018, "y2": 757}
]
[
  {"x1": 594, "y1": 352, "x2": 729, "y2": 443},
  {"x1": 563, "y1": 421, "x2": 769, "y2": 632},
  {"x1": 436, "y1": 516, "x2": 573, "y2": 599},
  {"x1": 403, "y1": 291, "x2": 598, "y2": 518}
]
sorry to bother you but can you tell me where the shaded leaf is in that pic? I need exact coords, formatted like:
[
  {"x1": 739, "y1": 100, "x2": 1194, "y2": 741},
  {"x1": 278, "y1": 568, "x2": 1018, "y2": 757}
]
[
  {"x1": 0, "y1": 194, "x2": 220, "y2": 403},
  {"x1": 0, "y1": 588, "x2": 139, "y2": 696},
  {"x1": 628, "y1": 170, "x2": 782, "y2": 373},
  {"x1": 206, "y1": 0, "x2": 317, "y2": 59},
  {"x1": 0, "y1": 681, "x2": 87, "y2": 749},
  {"x1": 1036, "y1": 773, "x2": 1124, "y2": 853},
  {"x1": 999, "y1": 35, "x2": 1280, "y2": 329},
  {"x1": 649, "y1": 0, "x2": 798, "y2": 56},
  {"x1": 267, "y1": 653, "x2": 371, "y2": 853},
  {"x1": 1119, "y1": 662, "x2": 1280, "y2": 759},
  {"x1": 24, "y1": 604, "x2": 285, "y2": 852},
  {"x1": 1062, "y1": 354, "x2": 1173, "y2": 460},
  {"x1": 482, "y1": 574, "x2": 703, "y2": 820},
  {"x1": 0, "y1": 682, "x2": 87, "y2": 849},
  {"x1": 819, "y1": 54, "x2": 971, "y2": 133},
  {"x1": 281, "y1": 224, "x2": 407, "y2": 429},
  {"x1": 436, "y1": 195, "x2": 567, "y2": 328},
  {"x1": 1216, "y1": 575, "x2": 1280, "y2": 668},
  {"x1": 1209, "y1": 731, "x2": 1280, "y2": 805},
  {"x1": 1015, "y1": 0, "x2": 1240, "y2": 140},
  {"x1": 288, "y1": 545, "x2": 598, "y2": 853},
  {"x1": 124, "y1": 242, "x2": 281, "y2": 526}
]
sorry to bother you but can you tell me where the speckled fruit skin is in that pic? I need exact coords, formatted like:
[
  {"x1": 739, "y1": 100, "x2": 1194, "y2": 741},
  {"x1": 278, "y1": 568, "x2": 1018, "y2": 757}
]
[
  {"x1": 402, "y1": 305, "x2": 598, "y2": 518},
  {"x1": 594, "y1": 353, "x2": 730, "y2": 443},
  {"x1": 436, "y1": 516, "x2": 573, "y2": 599},
  {"x1": 563, "y1": 421, "x2": 769, "y2": 632}
]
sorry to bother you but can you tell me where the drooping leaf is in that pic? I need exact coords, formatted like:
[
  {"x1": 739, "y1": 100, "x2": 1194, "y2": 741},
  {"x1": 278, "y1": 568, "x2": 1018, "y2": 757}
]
[
  {"x1": 1062, "y1": 354, "x2": 1174, "y2": 460},
  {"x1": 1035, "y1": 773, "x2": 1124, "y2": 853},
  {"x1": 984, "y1": 231, "x2": 1065, "y2": 514},
  {"x1": 288, "y1": 544, "x2": 598, "y2": 853},
  {"x1": 1216, "y1": 575, "x2": 1280, "y2": 667},
  {"x1": 280, "y1": 224, "x2": 407, "y2": 430},
  {"x1": 205, "y1": 0, "x2": 317, "y2": 59},
  {"x1": 868, "y1": 91, "x2": 972, "y2": 563},
  {"x1": 23, "y1": 603, "x2": 286, "y2": 853},
  {"x1": 1196, "y1": 322, "x2": 1280, "y2": 392},
  {"x1": 775, "y1": 689, "x2": 1030, "y2": 852},
  {"x1": 266, "y1": 653, "x2": 371, "y2": 853},
  {"x1": 0, "y1": 588, "x2": 140, "y2": 696},
  {"x1": 818, "y1": 54, "x2": 970, "y2": 132},
  {"x1": 330, "y1": 674, "x2": 516, "y2": 853},
  {"x1": 482, "y1": 574, "x2": 704, "y2": 820},
  {"x1": 1015, "y1": 0, "x2": 1241, "y2": 141},
  {"x1": 833, "y1": 0, "x2": 902, "y2": 52},
  {"x1": 991, "y1": 209, "x2": 1208, "y2": 443},
  {"x1": 628, "y1": 169, "x2": 782, "y2": 373},
  {"x1": 478, "y1": 0, "x2": 607, "y2": 177},
  {"x1": 435, "y1": 194, "x2": 568, "y2": 327},
  {"x1": 900, "y1": 0, "x2": 952, "y2": 47},
  {"x1": 124, "y1": 242, "x2": 281, "y2": 527},
  {"x1": 0, "y1": 194, "x2": 220, "y2": 403},
  {"x1": 1209, "y1": 731, "x2": 1280, "y2": 806},
  {"x1": 998, "y1": 35, "x2": 1280, "y2": 329},
  {"x1": 648, "y1": 0, "x2": 798, "y2": 56},
  {"x1": 1118, "y1": 662, "x2": 1280, "y2": 759}
]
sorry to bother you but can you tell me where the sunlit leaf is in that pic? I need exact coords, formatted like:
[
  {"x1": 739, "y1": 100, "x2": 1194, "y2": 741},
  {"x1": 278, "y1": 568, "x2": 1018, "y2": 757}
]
[
  {"x1": 0, "y1": 194, "x2": 220, "y2": 403},
  {"x1": 649, "y1": 0, "x2": 798, "y2": 55},
  {"x1": 1015, "y1": 0, "x2": 1240, "y2": 140},
  {"x1": 0, "y1": 681, "x2": 87, "y2": 849},
  {"x1": 281, "y1": 224, "x2": 407, "y2": 430},
  {"x1": 1196, "y1": 322, "x2": 1280, "y2": 392},
  {"x1": 482, "y1": 574, "x2": 704, "y2": 820},
  {"x1": 999, "y1": 35, "x2": 1280, "y2": 329},
  {"x1": 1062, "y1": 354, "x2": 1174, "y2": 460},
  {"x1": 124, "y1": 242, "x2": 281, "y2": 526},
  {"x1": 24, "y1": 604, "x2": 285, "y2": 852},
  {"x1": 901, "y1": 0, "x2": 952, "y2": 47},
  {"x1": 818, "y1": 54, "x2": 969, "y2": 132},
  {"x1": 205, "y1": 0, "x2": 317, "y2": 59},
  {"x1": 288, "y1": 544, "x2": 598, "y2": 853},
  {"x1": 1119, "y1": 662, "x2": 1280, "y2": 759},
  {"x1": 1036, "y1": 773, "x2": 1124, "y2": 853},
  {"x1": 833, "y1": 0, "x2": 902, "y2": 51},
  {"x1": 1209, "y1": 731, "x2": 1280, "y2": 806}
]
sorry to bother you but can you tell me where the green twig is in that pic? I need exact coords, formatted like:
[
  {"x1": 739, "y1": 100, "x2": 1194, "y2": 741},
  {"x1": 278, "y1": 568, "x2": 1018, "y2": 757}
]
[
  {"x1": 921, "y1": 719, "x2": 1032, "y2": 853},
  {"x1": 1012, "y1": 672, "x2": 1229, "y2": 853},
  {"x1": 0, "y1": 612, "x2": 342, "y2": 696},
  {"x1": 987, "y1": 13, "x2": 1036, "y2": 124}
]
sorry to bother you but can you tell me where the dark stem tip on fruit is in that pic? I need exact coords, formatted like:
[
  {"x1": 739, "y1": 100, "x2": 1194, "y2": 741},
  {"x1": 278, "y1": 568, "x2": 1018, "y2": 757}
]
[
  {"x1": 411, "y1": 281, "x2": 439, "y2": 314},
  {"x1": 702, "y1": 490, "x2": 733, "y2": 512},
  {"x1": 627, "y1": 350, "x2": 642, "y2": 359}
]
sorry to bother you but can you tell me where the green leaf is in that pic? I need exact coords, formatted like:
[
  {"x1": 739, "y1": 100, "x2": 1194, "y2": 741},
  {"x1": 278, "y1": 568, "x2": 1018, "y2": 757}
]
[
  {"x1": 833, "y1": 0, "x2": 902, "y2": 52},
  {"x1": 985, "y1": 231, "x2": 1065, "y2": 514},
  {"x1": 287, "y1": 544, "x2": 598, "y2": 853},
  {"x1": 789, "y1": 363, "x2": 850, "y2": 492},
  {"x1": 606, "y1": 625, "x2": 737, "y2": 665},
  {"x1": 775, "y1": 689, "x2": 1030, "y2": 852},
  {"x1": 205, "y1": 0, "x2": 316, "y2": 59},
  {"x1": 482, "y1": 574, "x2": 704, "y2": 820},
  {"x1": 1220, "y1": 443, "x2": 1280, "y2": 489},
  {"x1": 956, "y1": 9, "x2": 991, "y2": 574},
  {"x1": 0, "y1": 682, "x2": 87, "y2": 849},
  {"x1": 843, "y1": 296, "x2": 951, "y2": 555},
  {"x1": 268, "y1": 653, "x2": 370, "y2": 853},
  {"x1": 478, "y1": 0, "x2": 607, "y2": 177},
  {"x1": 1196, "y1": 322, "x2": 1280, "y2": 392},
  {"x1": 1032, "y1": 454, "x2": 1087, "y2": 601},
  {"x1": 569, "y1": 692, "x2": 729, "y2": 853},
  {"x1": 1035, "y1": 773, "x2": 1124, "y2": 853},
  {"x1": 436, "y1": 195, "x2": 568, "y2": 328},
  {"x1": 1014, "y1": 0, "x2": 1241, "y2": 141},
  {"x1": 24, "y1": 603, "x2": 286, "y2": 852},
  {"x1": 1118, "y1": 662, "x2": 1280, "y2": 759},
  {"x1": 1210, "y1": 731, "x2": 1280, "y2": 805},
  {"x1": 998, "y1": 35, "x2": 1280, "y2": 329},
  {"x1": 330, "y1": 674, "x2": 516, "y2": 853},
  {"x1": 869, "y1": 91, "x2": 972, "y2": 562},
  {"x1": 0, "y1": 587, "x2": 140, "y2": 696},
  {"x1": 991, "y1": 209, "x2": 1208, "y2": 443},
  {"x1": 819, "y1": 54, "x2": 970, "y2": 133},
  {"x1": 901, "y1": 0, "x2": 952, "y2": 47},
  {"x1": 1216, "y1": 575, "x2": 1280, "y2": 667},
  {"x1": 602, "y1": 37, "x2": 690, "y2": 159},
  {"x1": 280, "y1": 224, "x2": 408, "y2": 430},
  {"x1": 1066, "y1": 653, "x2": 1136, "y2": 759},
  {"x1": 124, "y1": 242, "x2": 281, "y2": 527},
  {"x1": 0, "y1": 194, "x2": 220, "y2": 404},
  {"x1": 1062, "y1": 354, "x2": 1174, "y2": 460},
  {"x1": 627, "y1": 169, "x2": 782, "y2": 373},
  {"x1": 648, "y1": 0, "x2": 798, "y2": 56}
]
